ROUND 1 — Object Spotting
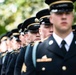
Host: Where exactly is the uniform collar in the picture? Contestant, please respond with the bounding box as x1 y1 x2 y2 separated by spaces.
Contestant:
64 32 74 47
53 32 74 47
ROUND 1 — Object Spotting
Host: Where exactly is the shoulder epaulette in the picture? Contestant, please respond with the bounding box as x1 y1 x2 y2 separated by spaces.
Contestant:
32 40 42 46
42 36 49 42
14 50 20 53
0 52 6 58
10 50 14 54
29 42 34 46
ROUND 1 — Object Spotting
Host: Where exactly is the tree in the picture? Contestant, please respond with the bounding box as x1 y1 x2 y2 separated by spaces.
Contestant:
0 0 76 35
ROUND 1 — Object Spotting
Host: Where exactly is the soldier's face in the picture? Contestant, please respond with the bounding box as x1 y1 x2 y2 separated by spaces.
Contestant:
27 32 40 42
39 24 53 39
0 41 8 52
19 34 26 45
6 39 12 50
50 12 74 34
11 39 21 50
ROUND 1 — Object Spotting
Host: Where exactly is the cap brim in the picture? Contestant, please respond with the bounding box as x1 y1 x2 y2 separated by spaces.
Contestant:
51 9 73 13
16 39 21 42
28 29 39 33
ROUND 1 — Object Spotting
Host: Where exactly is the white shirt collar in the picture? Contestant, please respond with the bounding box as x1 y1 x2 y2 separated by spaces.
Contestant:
53 32 62 47
64 32 74 47
53 32 74 47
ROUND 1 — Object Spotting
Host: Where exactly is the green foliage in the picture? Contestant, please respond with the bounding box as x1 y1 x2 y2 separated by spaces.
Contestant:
0 0 48 35
0 0 76 35
0 26 7 35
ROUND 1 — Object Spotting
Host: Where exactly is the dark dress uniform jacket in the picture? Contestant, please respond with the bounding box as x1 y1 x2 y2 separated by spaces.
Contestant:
25 34 76 75
1 52 10 75
0 53 3 75
14 46 26 75
6 51 19 75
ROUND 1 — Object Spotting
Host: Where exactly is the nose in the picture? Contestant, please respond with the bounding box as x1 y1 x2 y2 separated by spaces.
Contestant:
61 13 67 20
36 32 40 37
62 13 67 17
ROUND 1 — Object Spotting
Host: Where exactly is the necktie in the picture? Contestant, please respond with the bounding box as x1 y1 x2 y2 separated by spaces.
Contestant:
61 40 67 55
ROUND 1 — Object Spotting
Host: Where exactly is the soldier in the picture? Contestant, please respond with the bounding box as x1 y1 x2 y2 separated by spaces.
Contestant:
36 8 53 41
0 33 8 75
10 29 21 50
17 23 26 47
0 34 8 53
23 9 54 75
14 23 28 75
1 32 13 75
25 17 40 43
25 0 76 75
14 17 40 75
5 29 21 75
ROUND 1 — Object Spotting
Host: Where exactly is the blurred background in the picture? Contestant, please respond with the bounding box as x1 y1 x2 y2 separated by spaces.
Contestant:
0 0 76 35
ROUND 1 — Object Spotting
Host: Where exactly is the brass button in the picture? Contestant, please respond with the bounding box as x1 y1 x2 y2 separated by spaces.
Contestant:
62 66 67 71
42 67 45 71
